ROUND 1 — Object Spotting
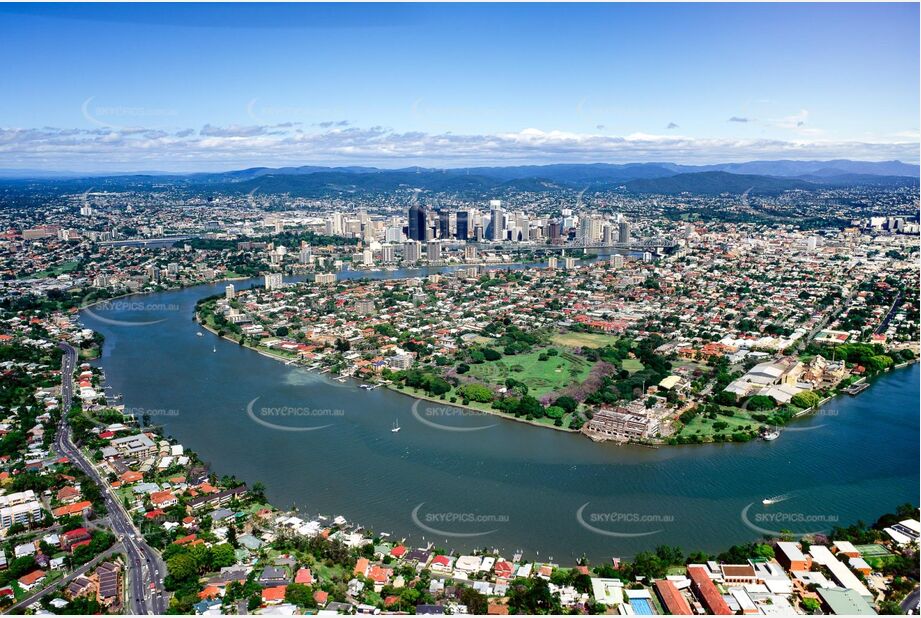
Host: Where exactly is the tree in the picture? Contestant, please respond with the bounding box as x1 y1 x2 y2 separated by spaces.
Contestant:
791 391 820 409
457 383 494 403
285 583 317 608
459 586 487 614
746 395 776 411
482 348 502 361
211 544 236 569
166 553 198 584
554 396 578 414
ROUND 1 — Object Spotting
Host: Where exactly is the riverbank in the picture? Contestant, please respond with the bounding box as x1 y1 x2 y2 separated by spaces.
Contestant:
197 311 582 434
196 298 920 447
383 382 580 434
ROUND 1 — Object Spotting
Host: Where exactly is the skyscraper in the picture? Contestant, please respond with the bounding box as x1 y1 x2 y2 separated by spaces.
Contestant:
408 204 428 241
456 210 469 240
618 220 631 243
549 221 562 244
488 200 504 241
438 210 451 239
403 240 421 263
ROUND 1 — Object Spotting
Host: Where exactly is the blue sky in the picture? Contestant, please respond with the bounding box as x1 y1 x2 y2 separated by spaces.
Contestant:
0 3 918 171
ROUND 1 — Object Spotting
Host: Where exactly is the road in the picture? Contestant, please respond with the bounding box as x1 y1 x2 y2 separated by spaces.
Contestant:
5 543 123 612
57 342 167 615
902 586 920 614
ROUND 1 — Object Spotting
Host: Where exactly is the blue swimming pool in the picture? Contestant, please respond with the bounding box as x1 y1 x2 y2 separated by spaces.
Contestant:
630 598 655 615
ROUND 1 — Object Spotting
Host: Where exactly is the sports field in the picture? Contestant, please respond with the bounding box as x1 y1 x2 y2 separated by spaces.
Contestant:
551 332 620 349
467 348 594 397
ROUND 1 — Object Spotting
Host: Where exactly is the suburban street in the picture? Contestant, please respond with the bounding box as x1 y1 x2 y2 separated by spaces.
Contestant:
902 586 920 614
5 544 123 613
57 342 167 615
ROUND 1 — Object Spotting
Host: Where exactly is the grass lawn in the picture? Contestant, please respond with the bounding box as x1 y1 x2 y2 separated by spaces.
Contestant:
396 384 577 430
679 406 764 439
551 332 619 349
26 260 80 279
467 348 594 397
621 358 645 374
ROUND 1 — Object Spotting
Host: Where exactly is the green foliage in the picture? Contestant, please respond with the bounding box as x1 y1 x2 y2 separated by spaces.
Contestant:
790 390 820 409
456 383 494 403
746 395 776 411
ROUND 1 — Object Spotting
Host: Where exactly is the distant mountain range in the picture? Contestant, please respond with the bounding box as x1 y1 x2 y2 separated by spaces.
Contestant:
1 159 917 197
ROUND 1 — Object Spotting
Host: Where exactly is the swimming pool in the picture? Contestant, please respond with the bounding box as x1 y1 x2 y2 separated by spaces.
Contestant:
630 598 655 615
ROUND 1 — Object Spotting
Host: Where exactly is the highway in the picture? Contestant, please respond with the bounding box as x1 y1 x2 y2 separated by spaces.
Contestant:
57 342 167 615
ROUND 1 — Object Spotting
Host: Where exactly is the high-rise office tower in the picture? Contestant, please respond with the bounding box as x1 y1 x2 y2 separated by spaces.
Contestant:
408 204 428 241
456 210 469 240
438 210 451 239
549 221 562 244
488 200 504 241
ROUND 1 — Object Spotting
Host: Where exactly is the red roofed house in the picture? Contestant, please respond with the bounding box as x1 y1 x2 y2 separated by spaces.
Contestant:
368 565 392 587
18 569 46 591
494 561 514 579
390 545 407 559
61 527 92 552
56 486 82 505
262 585 287 605
294 568 313 585
313 590 329 607
150 490 177 508
353 557 370 577
53 500 93 519
120 471 143 484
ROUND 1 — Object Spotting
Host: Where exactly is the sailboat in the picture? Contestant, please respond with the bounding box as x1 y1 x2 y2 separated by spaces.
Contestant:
391 420 401 433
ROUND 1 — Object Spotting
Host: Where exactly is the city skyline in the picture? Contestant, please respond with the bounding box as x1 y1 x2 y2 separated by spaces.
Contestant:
1 3 919 172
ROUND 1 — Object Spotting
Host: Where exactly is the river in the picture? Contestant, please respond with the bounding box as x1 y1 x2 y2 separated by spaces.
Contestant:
79 268 920 561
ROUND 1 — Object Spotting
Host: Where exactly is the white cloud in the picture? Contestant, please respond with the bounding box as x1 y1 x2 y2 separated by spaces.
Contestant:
0 124 916 171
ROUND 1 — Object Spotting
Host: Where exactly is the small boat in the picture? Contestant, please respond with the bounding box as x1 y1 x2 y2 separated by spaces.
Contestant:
762 494 788 505
391 420 401 433
196 332 203 337
212 346 217 353
762 428 781 441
